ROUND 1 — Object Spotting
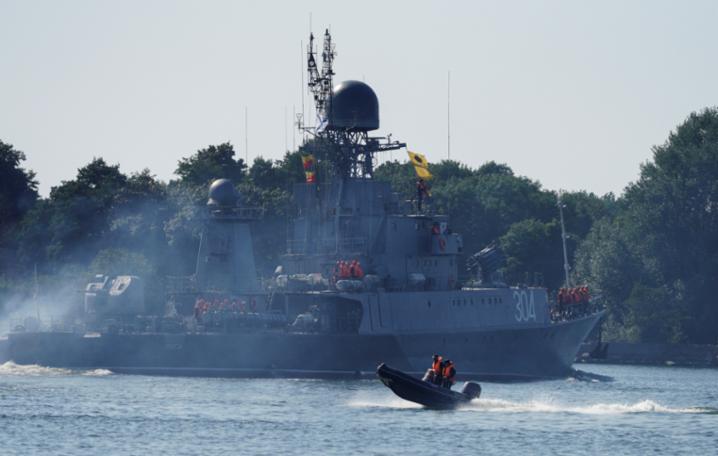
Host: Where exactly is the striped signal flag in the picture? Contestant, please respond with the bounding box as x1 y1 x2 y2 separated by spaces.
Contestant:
302 154 317 183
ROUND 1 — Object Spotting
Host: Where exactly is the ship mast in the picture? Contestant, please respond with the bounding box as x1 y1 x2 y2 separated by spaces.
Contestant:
305 29 334 135
557 191 571 288
300 29 404 179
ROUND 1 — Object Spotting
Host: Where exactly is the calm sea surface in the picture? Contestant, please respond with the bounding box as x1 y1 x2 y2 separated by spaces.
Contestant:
1 362 716 455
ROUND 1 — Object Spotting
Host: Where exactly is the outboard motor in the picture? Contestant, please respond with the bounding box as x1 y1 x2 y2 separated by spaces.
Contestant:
460 381 482 400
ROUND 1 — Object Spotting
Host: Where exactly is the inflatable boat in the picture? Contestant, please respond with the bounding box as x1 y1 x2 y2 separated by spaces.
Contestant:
376 363 481 409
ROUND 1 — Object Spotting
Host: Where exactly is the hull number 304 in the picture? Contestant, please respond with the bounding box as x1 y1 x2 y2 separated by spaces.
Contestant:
514 290 537 322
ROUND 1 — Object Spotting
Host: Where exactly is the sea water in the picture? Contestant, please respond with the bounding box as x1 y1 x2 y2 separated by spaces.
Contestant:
1 362 716 455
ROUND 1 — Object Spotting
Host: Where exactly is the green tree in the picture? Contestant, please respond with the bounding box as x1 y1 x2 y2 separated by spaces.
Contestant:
573 217 648 340
175 142 247 187
623 108 718 343
90 248 155 277
432 170 555 258
16 159 174 275
0 140 38 240
44 158 127 264
577 107 718 343
500 218 563 288
374 160 415 200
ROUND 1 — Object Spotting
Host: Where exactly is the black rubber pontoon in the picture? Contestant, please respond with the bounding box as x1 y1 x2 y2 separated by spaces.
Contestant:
376 363 481 409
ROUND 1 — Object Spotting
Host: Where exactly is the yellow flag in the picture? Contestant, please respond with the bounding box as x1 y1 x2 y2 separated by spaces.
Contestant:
407 150 433 179
414 166 432 179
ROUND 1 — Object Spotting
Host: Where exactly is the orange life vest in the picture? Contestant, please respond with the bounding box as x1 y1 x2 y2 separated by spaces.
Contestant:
443 362 455 381
353 261 364 279
339 261 350 279
432 357 443 373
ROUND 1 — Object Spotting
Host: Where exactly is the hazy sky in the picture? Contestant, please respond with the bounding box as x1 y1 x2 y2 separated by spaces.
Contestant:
2 0 717 196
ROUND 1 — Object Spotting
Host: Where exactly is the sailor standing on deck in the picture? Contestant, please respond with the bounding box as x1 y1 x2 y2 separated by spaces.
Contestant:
416 178 429 212
349 260 364 279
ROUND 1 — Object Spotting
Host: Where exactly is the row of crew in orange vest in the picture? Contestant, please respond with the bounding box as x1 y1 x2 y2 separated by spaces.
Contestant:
557 286 590 305
333 259 364 280
428 354 457 389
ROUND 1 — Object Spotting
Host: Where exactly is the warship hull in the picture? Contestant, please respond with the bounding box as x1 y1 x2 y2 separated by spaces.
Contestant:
3 312 601 381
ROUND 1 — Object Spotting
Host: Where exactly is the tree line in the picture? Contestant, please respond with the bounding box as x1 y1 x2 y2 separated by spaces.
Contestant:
1 108 717 344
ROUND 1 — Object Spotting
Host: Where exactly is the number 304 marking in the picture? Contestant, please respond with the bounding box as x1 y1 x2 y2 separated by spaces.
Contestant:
514 290 537 322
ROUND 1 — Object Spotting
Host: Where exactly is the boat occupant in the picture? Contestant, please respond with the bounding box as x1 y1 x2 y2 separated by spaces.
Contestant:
428 354 443 385
442 360 456 389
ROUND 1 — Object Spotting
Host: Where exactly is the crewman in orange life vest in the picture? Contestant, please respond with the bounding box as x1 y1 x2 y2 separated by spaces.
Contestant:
442 360 457 389
430 354 443 385
349 260 364 279
338 260 351 279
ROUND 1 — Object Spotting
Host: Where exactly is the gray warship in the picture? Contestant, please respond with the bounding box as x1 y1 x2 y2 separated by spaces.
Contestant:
2 30 603 380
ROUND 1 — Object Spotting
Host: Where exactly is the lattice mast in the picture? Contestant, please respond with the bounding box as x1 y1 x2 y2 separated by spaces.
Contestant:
306 29 335 131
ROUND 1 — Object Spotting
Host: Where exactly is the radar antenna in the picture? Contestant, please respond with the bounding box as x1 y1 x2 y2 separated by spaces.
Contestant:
300 29 405 179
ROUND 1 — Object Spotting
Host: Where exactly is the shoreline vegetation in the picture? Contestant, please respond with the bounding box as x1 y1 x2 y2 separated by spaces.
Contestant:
578 341 718 368
1 108 717 347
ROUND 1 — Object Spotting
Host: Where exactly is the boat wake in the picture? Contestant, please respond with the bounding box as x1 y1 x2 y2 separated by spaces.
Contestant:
81 368 114 377
459 398 712 414
0 361 113 377
349 393 714 415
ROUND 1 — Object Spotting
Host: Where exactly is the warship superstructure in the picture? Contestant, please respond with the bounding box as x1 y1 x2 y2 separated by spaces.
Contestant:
2 30 603 380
